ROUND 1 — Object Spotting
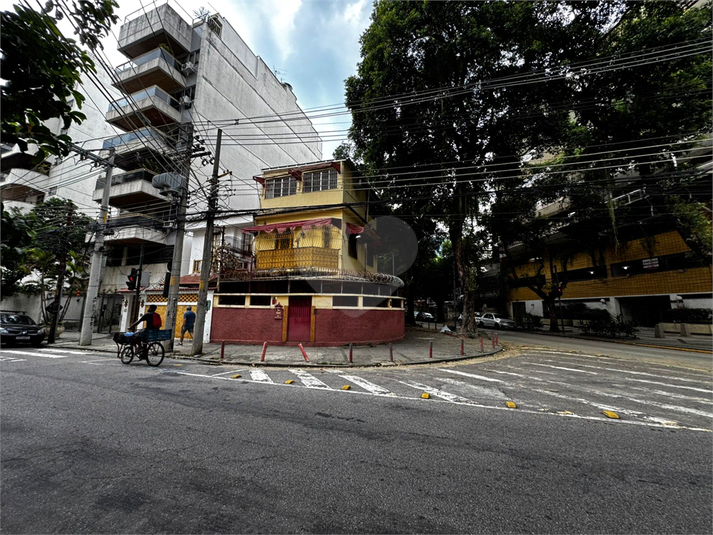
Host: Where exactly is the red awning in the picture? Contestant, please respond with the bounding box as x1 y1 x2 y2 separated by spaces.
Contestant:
346 223 364 234
243 218 342 234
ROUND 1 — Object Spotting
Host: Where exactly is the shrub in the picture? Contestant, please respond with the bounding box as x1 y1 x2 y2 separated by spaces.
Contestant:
516 313 543 331
580 313 638 339
662 308 712 324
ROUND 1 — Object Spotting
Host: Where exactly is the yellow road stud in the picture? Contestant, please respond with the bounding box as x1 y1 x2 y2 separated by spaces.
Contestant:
231 374 241 379
342 385 351 390
506 401 517 409
285 379 295 384
421 393 431 399
602 410 620 419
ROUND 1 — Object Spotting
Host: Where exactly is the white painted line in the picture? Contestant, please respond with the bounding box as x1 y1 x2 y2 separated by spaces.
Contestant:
289 369 331 389
625 377 711 393
38 348 86 355
1 350 68 358
442 369 504 383
399 380 472 404
528 363 598 374
250 369 273 383
546 360 708 383
0 356 26 362
340 375 393 395
212 369 248 377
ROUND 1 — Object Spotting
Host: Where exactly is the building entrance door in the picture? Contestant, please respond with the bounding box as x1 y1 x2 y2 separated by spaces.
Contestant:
288 297 311 341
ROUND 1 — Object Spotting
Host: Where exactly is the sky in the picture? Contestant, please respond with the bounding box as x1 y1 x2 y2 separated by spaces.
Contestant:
1 0 374 158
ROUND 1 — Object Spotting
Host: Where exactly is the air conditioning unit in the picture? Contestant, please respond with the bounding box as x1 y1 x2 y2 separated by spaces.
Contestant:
178 95 192 108
181 61 196 74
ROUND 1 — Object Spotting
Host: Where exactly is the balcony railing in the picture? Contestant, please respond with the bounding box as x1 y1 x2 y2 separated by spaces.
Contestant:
95 169 156 191
255 247 339 270
103 127 169 150
108 85 178 113
115 48 181 76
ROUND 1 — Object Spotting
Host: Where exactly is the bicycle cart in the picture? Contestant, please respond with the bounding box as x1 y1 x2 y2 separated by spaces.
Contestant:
113 329 172 367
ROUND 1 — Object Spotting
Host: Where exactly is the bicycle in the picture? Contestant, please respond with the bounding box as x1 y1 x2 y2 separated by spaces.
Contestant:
113 329 171 367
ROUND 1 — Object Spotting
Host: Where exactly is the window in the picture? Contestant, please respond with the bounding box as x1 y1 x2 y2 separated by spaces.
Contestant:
348 234 358 258
193 260 201 273
275 231 292 250
333 296 358 307
266 176 297 199
303 168 337 192
250 295 271 306
218 295 245 306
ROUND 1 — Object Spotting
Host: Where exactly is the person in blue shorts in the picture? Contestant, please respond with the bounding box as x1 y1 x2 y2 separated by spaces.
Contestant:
179 306 196 345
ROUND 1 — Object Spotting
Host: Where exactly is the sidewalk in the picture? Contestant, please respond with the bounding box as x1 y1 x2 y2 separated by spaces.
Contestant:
52 326 504 367
51 323 711 367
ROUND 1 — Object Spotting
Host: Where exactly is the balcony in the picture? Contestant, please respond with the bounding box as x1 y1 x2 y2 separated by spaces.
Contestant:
255 247 339 270
106 85 182 132
102 127 174 170
114 48 186 94
93 169 170 210
103 213 170 245
117 3 192 60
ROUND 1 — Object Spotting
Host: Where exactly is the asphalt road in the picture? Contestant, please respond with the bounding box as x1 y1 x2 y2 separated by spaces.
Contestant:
1 345 711 533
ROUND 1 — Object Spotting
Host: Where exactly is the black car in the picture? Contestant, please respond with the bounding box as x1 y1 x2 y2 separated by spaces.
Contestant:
0 313 45 347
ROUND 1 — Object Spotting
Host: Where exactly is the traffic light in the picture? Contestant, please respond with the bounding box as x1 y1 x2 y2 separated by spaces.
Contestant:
126 268 138 290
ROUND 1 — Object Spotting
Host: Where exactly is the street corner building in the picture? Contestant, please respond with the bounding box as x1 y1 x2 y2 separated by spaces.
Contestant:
211 160 406 346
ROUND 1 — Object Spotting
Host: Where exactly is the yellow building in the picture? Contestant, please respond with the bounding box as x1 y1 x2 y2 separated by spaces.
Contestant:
212 160 405 345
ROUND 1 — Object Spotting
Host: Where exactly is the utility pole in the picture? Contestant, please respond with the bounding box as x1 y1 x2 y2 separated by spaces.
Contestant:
134 244 145 324
163 124 193 352
192 129 221 355
80 148 115 345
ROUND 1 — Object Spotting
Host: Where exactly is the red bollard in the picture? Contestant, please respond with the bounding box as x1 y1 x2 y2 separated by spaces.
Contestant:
429 341 433 359
460 339 464 356
480 337 484 352
298 343 310 362
389 343 393 362
220 340 226 362
260 341 268 362
349 343 353 364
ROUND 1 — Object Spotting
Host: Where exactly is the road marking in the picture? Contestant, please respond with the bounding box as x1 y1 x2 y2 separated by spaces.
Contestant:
442 369 504 382
0 350 68 358
212 369 247 377
250 369 273 383
528 363 598 374
38 348 86 355
399 380 472 404
545 360 707 383
624 377 711 393
289 369 331 389
0 356 26 362
437 377 508 398
339 375 393 395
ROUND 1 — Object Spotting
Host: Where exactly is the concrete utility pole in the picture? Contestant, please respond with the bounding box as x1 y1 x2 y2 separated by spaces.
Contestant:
80 149 115 345
163 124 193 352
192 129 221 355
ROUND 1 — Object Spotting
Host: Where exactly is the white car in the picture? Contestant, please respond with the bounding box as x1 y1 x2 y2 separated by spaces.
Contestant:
479 313 516 330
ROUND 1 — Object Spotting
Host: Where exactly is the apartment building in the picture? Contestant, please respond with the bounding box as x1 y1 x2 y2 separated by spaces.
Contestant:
210 160 405 345
93 2 322 333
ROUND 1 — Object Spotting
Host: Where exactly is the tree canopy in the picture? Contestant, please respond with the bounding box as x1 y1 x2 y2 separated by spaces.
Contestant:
346 0 711 331
1 0 117 162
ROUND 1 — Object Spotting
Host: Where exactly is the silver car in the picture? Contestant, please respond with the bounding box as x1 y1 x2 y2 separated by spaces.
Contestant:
479 313 516 330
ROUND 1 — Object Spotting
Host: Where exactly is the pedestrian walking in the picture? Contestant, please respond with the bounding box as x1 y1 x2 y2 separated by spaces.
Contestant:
179 306 196 345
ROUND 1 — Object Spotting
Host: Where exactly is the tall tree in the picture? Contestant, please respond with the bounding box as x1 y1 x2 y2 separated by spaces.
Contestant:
1 0 118 162
345 1 622 332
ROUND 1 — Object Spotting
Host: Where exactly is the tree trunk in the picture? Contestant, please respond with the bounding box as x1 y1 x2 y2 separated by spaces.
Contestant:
545 297 560 332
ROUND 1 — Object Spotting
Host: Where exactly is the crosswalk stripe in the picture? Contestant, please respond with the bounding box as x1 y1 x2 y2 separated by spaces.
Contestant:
442 369 504 383
289 369 331 389
251 370 273 383
340 375 393 395
528 363 598 374
399 380 472 404
0 350 68 358
38 348 86 355
625 377 711 393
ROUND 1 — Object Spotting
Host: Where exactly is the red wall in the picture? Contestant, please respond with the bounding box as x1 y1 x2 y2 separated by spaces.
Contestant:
210 307 404 346
211 308 282 344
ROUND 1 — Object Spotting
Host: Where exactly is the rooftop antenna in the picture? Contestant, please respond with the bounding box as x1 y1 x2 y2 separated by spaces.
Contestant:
273 67 287 83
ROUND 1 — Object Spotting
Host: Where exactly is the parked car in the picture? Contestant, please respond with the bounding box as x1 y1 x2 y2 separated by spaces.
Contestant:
478 313 516 330
0 313 45 346
416 312 435 322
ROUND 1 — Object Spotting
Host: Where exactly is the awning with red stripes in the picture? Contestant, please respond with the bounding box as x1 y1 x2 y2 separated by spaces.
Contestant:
242 218 342 234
